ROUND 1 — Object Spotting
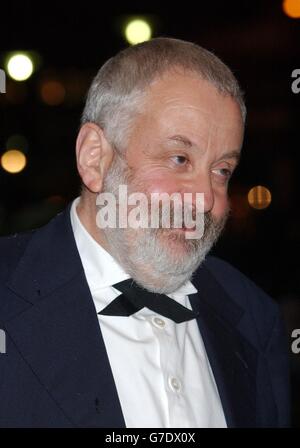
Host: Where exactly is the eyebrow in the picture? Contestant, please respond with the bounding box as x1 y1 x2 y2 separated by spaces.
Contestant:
167 135 193 148
216 150 241 164
167 135 241 163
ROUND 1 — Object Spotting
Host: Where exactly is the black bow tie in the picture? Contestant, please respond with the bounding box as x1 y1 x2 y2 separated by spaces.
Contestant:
98 279 199 324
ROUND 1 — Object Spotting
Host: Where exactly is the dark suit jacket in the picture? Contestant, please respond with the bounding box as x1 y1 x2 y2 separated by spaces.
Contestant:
0 204 290 427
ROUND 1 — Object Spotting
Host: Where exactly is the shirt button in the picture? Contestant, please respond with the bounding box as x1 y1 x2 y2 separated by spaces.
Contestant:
152 317 166 329
168 376 181 392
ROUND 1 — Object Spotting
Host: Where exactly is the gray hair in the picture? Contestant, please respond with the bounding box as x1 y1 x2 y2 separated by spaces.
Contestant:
81 37 246 152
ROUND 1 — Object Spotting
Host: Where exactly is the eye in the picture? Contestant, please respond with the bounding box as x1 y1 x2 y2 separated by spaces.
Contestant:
171 155 188 166
212 167 233 181
219 168 232 178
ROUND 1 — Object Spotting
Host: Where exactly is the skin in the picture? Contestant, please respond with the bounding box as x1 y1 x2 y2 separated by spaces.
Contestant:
76 70 244 257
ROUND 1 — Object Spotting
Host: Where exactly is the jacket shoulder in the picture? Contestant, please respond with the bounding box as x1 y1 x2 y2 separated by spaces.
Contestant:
0 230 36 282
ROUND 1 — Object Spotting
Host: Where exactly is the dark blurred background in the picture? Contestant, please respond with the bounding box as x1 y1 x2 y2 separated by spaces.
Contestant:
0 0 299 427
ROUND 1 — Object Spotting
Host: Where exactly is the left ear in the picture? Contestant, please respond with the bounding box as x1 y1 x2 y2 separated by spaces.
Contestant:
76 123 114 193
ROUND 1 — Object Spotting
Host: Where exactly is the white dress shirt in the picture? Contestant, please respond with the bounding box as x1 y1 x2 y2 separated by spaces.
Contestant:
70 197 227 428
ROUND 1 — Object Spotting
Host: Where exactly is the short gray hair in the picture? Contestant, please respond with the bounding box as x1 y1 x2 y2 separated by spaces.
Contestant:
81 37 246 152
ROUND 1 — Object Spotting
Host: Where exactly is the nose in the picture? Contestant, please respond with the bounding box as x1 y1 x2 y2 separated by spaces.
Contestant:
183 173 215 214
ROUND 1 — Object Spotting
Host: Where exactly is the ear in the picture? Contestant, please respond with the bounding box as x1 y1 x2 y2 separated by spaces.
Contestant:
76 123 114 193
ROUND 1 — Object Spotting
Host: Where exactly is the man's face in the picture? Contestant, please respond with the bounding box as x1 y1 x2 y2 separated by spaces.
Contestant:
125 70 243 224
101 70 244 292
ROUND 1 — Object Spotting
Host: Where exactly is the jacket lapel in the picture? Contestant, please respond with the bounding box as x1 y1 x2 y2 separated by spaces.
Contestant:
189 264 258 428
4 206 126 428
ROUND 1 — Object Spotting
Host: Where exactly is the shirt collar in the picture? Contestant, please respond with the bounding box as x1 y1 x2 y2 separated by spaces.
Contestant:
70 197 130 292
70 197 198 298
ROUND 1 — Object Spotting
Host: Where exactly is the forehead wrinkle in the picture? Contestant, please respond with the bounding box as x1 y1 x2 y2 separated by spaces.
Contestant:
161 100 215 118
205 117 242 156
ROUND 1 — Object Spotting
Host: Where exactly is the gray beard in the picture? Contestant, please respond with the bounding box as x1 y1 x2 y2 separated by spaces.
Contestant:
99 154 229 294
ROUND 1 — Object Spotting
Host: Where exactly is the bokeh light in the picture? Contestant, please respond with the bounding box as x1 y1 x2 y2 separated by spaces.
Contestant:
1 149 27 173
248 186 272 210
40 80 66 106
124 18 152 45
6 53 34 81
282 0 300 18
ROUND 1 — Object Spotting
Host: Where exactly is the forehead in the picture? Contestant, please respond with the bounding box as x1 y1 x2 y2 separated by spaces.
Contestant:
136 70 244 147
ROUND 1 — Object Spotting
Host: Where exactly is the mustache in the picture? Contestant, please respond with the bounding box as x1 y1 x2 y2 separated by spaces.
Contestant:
155 201 226 230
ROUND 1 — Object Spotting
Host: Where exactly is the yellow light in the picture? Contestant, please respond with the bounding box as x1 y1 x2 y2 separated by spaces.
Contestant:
1 149 27 173
247 186 272 210
282 0 300 18
124 19 152 45
6 53 34 81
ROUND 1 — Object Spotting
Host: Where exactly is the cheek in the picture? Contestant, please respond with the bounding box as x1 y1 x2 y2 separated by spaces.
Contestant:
134 170 181 195
212 193 229 218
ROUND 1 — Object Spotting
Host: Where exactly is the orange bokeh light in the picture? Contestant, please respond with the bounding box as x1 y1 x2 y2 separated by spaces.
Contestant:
283 0 300 18
1 149 27 173
248 186 272 210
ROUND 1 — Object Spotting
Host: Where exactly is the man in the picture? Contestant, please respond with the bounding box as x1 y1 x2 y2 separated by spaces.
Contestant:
0 38 290 427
